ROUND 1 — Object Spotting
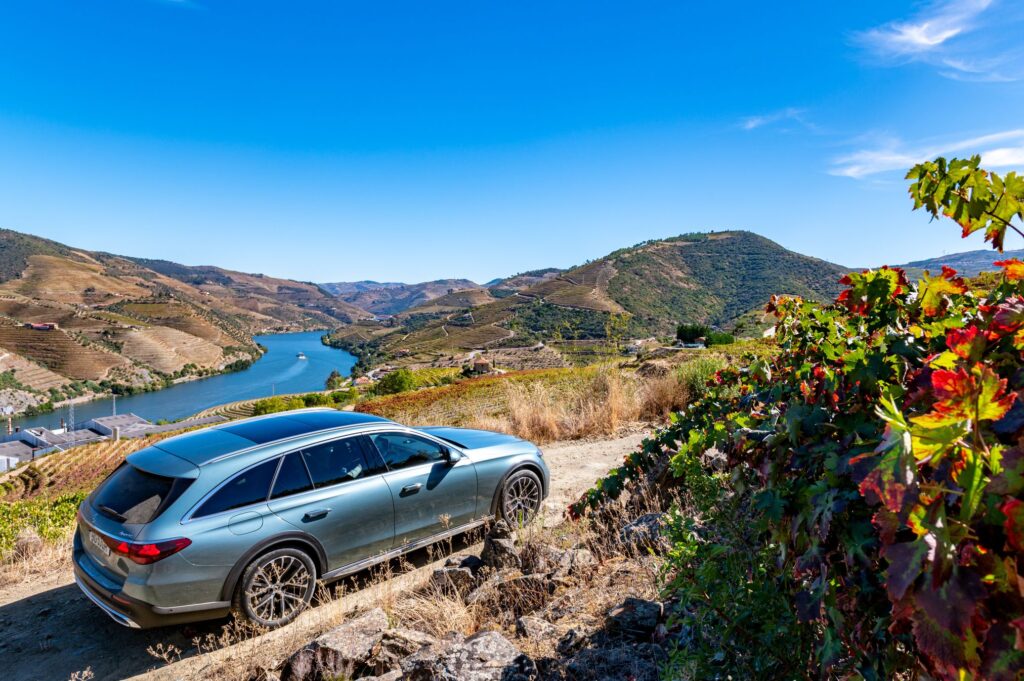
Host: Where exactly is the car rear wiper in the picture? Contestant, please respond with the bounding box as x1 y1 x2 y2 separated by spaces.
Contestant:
97 504 127 523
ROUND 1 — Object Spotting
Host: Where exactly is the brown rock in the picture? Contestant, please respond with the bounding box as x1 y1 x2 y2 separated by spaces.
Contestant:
515 615 556 640
429 566 476 597
279 608 389 681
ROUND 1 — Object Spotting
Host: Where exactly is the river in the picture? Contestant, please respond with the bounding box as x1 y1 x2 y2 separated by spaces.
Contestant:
12 331 356 430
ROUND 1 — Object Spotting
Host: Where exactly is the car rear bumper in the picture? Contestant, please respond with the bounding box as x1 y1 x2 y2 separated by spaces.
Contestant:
73 542 231 629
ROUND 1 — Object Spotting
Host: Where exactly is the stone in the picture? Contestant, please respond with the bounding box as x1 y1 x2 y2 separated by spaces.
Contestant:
458 554 484 573
515 615 556 640
619 513 669 553
481 536 521 569
429 566 476 596
606 597 663 640
366 627 437 676
279 608 389 681
13 527 43 558
488 519 515 540
403 630 537 681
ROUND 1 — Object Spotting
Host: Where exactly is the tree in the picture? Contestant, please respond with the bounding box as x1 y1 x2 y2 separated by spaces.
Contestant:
325 369 345 390
604 312 631 350
676 323 709 343
377 368 415 395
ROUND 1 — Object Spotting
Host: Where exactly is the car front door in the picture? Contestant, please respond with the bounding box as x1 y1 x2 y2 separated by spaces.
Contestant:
366 430 478 547
268 436 394 571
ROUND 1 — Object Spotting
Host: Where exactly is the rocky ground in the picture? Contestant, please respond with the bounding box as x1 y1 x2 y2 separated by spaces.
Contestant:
0 432 652 681
258 515 670 681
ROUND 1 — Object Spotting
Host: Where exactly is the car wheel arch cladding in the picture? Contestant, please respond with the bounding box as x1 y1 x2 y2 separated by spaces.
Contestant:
220 532 327 602
490 463 546 517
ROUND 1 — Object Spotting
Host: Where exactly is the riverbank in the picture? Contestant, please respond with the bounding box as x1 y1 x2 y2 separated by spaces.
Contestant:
7 331 356 431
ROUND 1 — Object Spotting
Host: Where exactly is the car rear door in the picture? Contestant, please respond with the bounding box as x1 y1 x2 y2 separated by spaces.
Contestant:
365 430 478 546
268 435 394 571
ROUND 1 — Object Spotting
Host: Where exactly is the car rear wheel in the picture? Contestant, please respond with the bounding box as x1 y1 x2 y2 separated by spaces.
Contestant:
233 547 316 628
499 469 542 526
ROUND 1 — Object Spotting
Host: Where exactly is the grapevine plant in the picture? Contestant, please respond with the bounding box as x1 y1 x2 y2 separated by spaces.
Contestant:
571 156 1024 680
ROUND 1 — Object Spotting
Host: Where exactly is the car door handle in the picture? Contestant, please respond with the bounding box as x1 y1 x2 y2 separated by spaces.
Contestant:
302 508 331 521
400 483 422 496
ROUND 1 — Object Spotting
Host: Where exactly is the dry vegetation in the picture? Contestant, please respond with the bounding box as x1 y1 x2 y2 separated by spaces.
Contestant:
359 359 723 444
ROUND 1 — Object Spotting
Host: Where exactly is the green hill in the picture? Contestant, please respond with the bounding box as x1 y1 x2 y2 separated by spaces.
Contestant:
326 231 850 365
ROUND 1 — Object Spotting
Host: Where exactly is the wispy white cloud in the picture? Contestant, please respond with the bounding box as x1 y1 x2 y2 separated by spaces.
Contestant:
740 107 817 132
856 0 990 56
830 129 1024 178
852 0 1021 81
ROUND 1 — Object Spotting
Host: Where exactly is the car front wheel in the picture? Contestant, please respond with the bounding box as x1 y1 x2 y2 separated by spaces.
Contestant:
233 547 316 628
499 469 542 526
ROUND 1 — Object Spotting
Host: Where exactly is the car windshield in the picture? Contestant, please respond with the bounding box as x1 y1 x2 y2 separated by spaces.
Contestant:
90 463 193 525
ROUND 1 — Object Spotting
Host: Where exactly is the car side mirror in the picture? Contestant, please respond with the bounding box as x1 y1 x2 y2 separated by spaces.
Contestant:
444 448 462 464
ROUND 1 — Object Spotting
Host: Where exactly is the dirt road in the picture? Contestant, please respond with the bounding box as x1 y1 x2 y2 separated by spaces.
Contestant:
0 431 647 681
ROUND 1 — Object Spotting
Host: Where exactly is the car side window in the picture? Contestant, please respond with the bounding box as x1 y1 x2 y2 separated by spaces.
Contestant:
271 451 314 499
302 437 368 488
194 458 278 518
368 432 447 471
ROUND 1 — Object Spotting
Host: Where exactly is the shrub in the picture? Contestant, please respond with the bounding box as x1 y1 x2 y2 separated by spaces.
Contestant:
376 368 415 395
704 330 734 346
573 156 1024 680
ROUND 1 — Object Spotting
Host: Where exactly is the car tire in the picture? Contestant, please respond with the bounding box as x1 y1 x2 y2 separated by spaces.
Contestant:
232 547 317 629
498 469 543 526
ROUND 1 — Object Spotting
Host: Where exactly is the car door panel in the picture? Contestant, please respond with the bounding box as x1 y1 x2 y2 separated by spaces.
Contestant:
269 478 394 569
367 431 478 546
269 439 394 571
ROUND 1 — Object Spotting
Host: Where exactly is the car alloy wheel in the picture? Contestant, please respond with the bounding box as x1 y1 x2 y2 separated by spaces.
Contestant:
501 470 542 526
236 548 316 628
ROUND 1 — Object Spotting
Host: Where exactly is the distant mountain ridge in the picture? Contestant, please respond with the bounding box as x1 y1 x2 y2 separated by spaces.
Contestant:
896 249 1024 279
323 279 483 315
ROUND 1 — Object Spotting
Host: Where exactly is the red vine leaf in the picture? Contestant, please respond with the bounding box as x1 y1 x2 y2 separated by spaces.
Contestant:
994 258 1024 281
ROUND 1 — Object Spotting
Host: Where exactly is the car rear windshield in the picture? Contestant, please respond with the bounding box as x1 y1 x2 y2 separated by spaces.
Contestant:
90 463 193 525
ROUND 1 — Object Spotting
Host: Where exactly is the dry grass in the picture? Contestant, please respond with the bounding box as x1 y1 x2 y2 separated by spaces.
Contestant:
466 360 721 444
0 526 73 590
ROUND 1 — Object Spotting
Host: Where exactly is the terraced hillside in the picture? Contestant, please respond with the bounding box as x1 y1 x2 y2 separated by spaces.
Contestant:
125 257 369 328
0 228 376 412
0 349 68 392
0 325 128 381
325 231 849 368
400 288 498 315
0 433 171 502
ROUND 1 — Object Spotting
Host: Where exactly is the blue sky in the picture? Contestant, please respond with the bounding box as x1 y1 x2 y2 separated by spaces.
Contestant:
1 1 1023 283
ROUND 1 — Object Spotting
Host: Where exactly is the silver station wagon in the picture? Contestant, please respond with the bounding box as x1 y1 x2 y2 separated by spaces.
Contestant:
73 409 549 629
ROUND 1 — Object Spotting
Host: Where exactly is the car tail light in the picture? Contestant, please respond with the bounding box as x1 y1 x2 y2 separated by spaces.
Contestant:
100 535 192 565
